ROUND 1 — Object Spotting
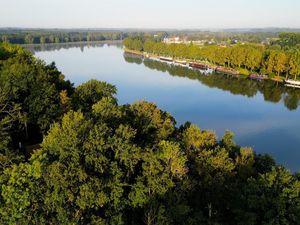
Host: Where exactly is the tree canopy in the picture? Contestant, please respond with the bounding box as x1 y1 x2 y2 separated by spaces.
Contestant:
0 43 299 225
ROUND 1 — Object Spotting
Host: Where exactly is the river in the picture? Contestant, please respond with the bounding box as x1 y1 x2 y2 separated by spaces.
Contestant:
27 42 300 172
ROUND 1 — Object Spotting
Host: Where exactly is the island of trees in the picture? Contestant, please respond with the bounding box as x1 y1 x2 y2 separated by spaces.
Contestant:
123 32 300 80
0 43 299 225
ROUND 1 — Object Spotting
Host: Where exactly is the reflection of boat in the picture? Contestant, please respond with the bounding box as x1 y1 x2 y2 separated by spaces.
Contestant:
285 79 300 88
215 66 239 75
159 56 173 65
149 57 160 61
249 74 264 80
173 60 189 67
204 68 214 75
285 79 300 86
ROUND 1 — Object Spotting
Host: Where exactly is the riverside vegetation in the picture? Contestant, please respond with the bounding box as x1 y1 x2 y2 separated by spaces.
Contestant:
0 43 299 225
123 52 300 111
123 33 300 80
0 29 124 44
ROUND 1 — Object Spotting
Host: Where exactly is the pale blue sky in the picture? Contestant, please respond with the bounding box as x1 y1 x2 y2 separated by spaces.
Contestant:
1 0 299 29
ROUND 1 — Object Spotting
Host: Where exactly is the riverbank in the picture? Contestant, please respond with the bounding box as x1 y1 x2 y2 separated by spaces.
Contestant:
124 48 285 83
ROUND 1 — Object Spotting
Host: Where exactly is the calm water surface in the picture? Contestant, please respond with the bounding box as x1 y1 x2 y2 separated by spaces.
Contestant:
28 42 300 171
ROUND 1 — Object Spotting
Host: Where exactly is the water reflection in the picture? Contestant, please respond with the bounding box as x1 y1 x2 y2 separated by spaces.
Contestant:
26 41 123 53
124 52 300 111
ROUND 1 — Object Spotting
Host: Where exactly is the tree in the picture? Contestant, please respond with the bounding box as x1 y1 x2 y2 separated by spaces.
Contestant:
127 101 176 145
40 36 46 44
0 43 74 149
24 34 34 44
266 50 288 76
236 166 300 224
288 50 300 80
0 88 24 171
72 79 117 112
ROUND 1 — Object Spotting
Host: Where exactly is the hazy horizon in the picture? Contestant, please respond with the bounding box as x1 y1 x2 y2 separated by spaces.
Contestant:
1 27 300 31
1 0 300 29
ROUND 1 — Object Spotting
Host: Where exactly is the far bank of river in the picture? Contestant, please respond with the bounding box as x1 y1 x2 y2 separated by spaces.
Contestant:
124 48 286 83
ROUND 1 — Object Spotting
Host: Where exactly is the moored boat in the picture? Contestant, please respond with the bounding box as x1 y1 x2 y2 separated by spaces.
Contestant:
189 62 209 70
249 74 264 80
285 79 300 86
160 56 173 62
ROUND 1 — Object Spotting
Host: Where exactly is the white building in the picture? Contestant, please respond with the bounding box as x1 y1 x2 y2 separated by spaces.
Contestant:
163 36 185 44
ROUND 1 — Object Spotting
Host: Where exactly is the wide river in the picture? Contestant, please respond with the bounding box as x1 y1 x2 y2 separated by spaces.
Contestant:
28 42 300 172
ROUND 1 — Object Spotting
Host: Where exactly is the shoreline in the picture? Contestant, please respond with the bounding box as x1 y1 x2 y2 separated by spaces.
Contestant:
21 40 123 47
124 48 285 83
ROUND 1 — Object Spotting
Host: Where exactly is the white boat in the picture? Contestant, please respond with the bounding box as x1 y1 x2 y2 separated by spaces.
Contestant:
159 56 173 62
285 79 300 86
285 84 300 89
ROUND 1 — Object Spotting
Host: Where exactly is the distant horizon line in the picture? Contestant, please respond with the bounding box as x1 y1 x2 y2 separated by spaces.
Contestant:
1 26 300 31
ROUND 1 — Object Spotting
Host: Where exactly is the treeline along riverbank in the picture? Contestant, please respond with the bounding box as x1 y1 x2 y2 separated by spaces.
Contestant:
123 52 300 111
0 29 125 44
123 35 300 82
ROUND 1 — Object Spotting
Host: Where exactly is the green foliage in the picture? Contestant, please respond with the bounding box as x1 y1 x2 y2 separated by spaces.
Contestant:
235 166 300 224
127 101 176 144
288 50 300 79
278 32 300 47
123 37 144 51
0 88 24 170
124 35 300 79
0 43 73 166
0 30 125 44
0 43 299 225
73 79 117 112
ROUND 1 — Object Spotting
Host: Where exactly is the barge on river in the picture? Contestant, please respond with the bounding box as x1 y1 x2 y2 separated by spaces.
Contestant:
189 62 209 70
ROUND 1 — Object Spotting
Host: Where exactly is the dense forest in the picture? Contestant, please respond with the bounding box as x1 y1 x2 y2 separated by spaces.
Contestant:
123 33 300 79
0 43 299 225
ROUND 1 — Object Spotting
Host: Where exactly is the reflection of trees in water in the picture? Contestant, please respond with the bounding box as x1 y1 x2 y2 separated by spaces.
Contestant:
24 41 123 53
124 54 300 111
123 52 143 64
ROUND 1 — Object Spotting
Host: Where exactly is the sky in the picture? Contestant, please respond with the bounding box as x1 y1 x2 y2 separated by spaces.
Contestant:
1 0 300 29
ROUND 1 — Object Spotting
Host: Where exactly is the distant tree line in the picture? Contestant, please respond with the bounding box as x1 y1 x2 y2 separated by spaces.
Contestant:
170 31 278 44
124 36 300 79
0 43 299 225
0 29 169 45
276 32 300 47
0 31 125 44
